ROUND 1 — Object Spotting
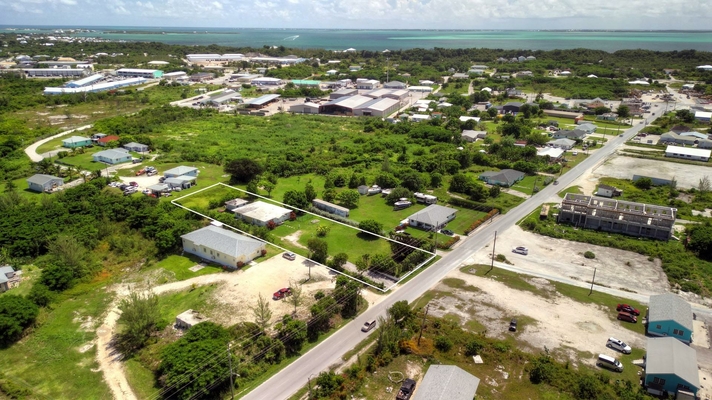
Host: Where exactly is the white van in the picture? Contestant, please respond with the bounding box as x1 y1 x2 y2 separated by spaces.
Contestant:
597 354 623 372
607 337 632 354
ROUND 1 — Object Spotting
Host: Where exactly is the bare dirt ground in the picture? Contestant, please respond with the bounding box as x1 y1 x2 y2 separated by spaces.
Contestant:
96 253 383 399
429 267 647 366
592 154 712 189
466 225 669 298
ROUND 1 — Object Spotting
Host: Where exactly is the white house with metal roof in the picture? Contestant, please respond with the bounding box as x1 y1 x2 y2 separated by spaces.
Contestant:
27 174 63 193
181 224 266 269
547 138 576 150
644 337 699 397
233 201 292 227
664 145 711 162
164 166 199 178
647 293 693 344
62 136 92 148
407 204 457 231
92 148 132 165
412 365 480 400
353 97 400 117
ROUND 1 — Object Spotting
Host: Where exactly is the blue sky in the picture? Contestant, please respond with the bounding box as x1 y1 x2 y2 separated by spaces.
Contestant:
0 0 710 30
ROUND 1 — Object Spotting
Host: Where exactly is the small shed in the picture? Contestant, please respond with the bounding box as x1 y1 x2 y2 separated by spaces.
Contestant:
312 198 350 217
225 198 249 211
124 142 149 153
357 185 369 195
175 309 209 330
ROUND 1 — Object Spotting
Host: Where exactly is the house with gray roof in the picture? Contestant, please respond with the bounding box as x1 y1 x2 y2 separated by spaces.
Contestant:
407 204 457 231
27 174 63 193
461 130 487 142
647 293 693 344
412 365 480 400
181 224 266 269
0 265 15 292
576 122 597 133
62 136 92 148
479 169 525 187
547 138 576 150
123 142 149 153
644 337 699 397
233 201 292 227
660 131 697 146
164 166 199 178
164 175 197 189
552 129 587 140
93 148 132 165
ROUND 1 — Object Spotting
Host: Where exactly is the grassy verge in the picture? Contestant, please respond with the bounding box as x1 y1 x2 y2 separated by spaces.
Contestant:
558 185 583 198
142 254 224 283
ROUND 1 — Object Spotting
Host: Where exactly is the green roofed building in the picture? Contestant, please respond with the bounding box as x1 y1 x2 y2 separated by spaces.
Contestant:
291 80 321 87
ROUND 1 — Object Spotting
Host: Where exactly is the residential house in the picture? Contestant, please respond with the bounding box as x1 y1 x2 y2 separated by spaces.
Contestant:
597 113 618 121
695 111 711 122
665 145 711 162
407 204 458 231
233 201 292 227
502 102 523 114
479 169 525 187
96 135 120 146
419 80 435 85
647 293 693 344
547 138 576 150
576 123 597 133
325 69 338 76
461 130 487 142
660 132 696 146
383 80 406 89
552 129 587 140
27 174 63 193
0 266 16 292
595 184 621 198
175 309 209 330
644 337 699 397
181 224 266 269
312 199 350 217
557 194 676 241
62 136 92 148
92 148 132 165
91 133 107 142
224 198 249 211
164 166 199 178
412 365 480 400
164 176 197 189
537 147 565 160
123 142 149 153
451 72 469 79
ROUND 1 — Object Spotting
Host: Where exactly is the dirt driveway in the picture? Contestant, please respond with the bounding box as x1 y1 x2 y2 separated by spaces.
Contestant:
429 267 646 365
466 226 670 298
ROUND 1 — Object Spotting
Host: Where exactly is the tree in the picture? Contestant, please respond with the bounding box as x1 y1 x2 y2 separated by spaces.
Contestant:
399 171 424 192
287 279 304 315
699 176 711 193
688 225 712 260
469 183 489 202
40 263 75 291
304 182 317 202
116 292 161 354
634 177 653 190
28 283 53 307
487 107 498 118
0 295 39 347
355 253 371 273
322 188 337 202
359 219 383 236
336 190 360 209
489 185 501 198
252 293 272 331
261 181 275 197
316 225 330 237
283 190 308 210
449 173 474 194
385 187 413 205
333 276 361 319
594 106 611 115
331 253 348 270
279 315 307 355
246 180 259 195
387 300 414 328
307 238 328 264
375 172 399 188
616 104 630 119
224 158 263 183
430 172 443 188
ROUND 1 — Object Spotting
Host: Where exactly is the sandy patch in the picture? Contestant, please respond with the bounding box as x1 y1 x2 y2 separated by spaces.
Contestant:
593 154 712 190
79 342 95 353
282 230 308 250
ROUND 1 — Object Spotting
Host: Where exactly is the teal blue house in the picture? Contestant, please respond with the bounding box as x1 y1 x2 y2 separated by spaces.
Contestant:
647 293 693 344
62 136 92 148
645 337 699 397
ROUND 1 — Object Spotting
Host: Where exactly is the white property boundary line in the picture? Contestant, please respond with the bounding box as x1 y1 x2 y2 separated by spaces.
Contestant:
170 182 437 292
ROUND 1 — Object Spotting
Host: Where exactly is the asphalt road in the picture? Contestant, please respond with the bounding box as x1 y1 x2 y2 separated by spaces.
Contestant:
242 115 655 400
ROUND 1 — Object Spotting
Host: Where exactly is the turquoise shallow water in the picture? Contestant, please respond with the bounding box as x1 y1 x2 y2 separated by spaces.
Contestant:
4 26 712 52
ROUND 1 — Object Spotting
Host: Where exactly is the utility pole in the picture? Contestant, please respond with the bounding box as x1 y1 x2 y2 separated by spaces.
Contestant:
227 343 235 399
418 303 430 345
589 268 597 296
489 231 497 273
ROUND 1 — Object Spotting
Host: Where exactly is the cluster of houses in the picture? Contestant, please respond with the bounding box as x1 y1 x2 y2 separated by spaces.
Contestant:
59 134 150 166
290 87 410 117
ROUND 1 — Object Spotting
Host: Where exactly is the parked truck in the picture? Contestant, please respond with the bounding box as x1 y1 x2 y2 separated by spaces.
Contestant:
396 379 416 400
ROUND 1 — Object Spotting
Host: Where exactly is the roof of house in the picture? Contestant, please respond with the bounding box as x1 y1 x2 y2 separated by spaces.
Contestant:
323 95 374 109
665 145 712 158
555 129 587 139
97 135 119 143
680 132 709 140
462 130 487 139
63 135 90 143
598 184 617 191
233 201 291 222
124 142 147 149
648 293 693 331
577 123 597 131
537 147 565 158
408 204 458 226
313 199 349 213
504 102 523 108
0 265 15 276
479 169 525 185
181 225 264 258
147 183 170 191
412 365 480 400
94 148 130 159
165 176 197 184
646 337 700 389
547 138 576 147
694 111 712 119
164 166 198 176
27 174 62 185
384 80 406 87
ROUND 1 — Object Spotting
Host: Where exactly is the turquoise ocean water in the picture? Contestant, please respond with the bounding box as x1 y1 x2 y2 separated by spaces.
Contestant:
4 26 712 52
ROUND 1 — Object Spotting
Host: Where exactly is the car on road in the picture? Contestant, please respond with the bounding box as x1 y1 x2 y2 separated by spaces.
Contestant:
512 246 529 255
440 229 454 236
282 252 296 261
553 180 559 185
361 320 377 332
607 337 632 354
273 288 292 300
619 134 624 137
616 304 640 315
617 311 637 323
509 318 518 332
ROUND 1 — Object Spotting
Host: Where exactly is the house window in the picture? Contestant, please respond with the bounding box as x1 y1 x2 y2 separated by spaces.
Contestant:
655 324 662 330
674 329 684 336
653 377 666 385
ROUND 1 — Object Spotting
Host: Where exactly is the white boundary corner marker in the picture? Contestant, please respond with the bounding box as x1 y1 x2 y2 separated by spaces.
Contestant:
171 182 437 292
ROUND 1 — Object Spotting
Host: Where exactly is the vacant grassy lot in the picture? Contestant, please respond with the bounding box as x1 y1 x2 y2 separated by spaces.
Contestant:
558 185 583 197
142 254 224 283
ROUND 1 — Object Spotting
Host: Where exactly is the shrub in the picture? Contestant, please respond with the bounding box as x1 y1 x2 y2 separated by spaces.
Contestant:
434 336 453 352
436 235 460 250
464 337 485 356
584 251 595 259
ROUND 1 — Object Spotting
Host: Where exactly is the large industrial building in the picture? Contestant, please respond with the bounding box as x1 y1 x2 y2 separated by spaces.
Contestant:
25 68 89 78
66 73 104 88
116 68 163 79
557 193 676 240
44 77 148 95
186 54 245 63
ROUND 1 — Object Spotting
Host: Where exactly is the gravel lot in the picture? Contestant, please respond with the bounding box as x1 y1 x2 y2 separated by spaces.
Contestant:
593 154 712 189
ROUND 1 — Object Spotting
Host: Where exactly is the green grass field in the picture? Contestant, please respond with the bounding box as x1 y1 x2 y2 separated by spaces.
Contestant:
143 254 224 282
510 175 544 196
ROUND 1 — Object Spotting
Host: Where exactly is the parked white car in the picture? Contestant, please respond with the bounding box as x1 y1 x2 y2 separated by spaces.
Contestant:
606 337 632 354
512 246 529 255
